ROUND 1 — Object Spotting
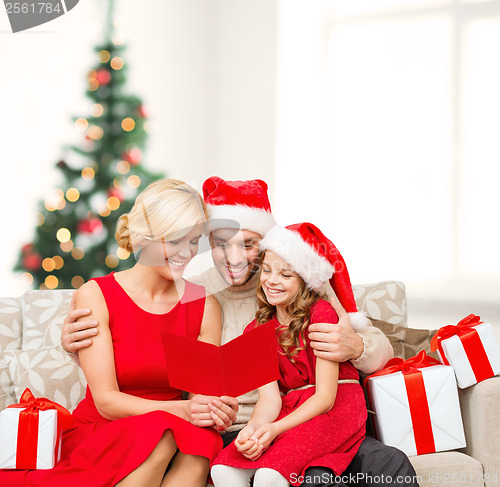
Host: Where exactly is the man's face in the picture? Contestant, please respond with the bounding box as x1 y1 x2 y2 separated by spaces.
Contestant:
210 228 262 287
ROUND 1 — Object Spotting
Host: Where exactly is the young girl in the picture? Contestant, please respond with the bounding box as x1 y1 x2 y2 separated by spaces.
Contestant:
211 222 368 487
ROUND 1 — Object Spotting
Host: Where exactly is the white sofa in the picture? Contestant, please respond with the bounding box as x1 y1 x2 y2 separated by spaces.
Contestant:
0 281 499 486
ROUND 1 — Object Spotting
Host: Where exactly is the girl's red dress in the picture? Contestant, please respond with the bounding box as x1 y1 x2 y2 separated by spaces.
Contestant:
212 299 367 486
0 272 222 486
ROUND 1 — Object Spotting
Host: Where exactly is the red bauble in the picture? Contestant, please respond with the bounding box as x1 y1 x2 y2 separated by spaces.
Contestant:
77 217 104 234
21 243 34 254
121 147 142 166
23 253 42 271
136 105 147 118
107 187 125 202
96 69 112 86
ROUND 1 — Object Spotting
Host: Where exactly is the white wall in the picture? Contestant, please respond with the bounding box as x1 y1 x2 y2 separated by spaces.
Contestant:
0 0 279 296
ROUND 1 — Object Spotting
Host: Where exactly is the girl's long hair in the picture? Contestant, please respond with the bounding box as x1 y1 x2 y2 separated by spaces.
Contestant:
255 252 320 362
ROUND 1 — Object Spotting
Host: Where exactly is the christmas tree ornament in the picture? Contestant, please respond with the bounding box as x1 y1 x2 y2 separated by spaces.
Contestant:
77 217 104 235
23 254 42 272
96 69 112 86
107 187 124 202
122 147 142 166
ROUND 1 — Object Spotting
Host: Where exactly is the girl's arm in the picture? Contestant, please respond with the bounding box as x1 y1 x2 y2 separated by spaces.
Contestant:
235 380 282 459
248 380 282 430
273 357 338 435
251 357 339 448
77 280 194 421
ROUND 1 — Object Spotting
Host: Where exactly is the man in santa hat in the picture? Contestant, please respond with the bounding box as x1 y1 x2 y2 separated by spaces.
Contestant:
61 176 417 487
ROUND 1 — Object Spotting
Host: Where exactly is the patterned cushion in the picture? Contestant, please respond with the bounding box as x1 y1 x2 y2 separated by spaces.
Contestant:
21 290 73 350
0 297 22 410
370 318 439 361
353 281 407 326
369 318 406 359
404 327 439 361
4 347 87 412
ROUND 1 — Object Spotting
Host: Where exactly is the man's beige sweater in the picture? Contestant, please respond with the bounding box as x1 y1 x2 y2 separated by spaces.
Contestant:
191 267 393 433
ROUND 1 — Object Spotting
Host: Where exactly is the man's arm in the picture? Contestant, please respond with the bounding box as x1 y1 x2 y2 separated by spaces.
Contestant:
61 291 99 359
308 297 393 375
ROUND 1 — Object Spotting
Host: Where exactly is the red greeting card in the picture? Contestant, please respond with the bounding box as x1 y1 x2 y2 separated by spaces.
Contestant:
161 324 280 397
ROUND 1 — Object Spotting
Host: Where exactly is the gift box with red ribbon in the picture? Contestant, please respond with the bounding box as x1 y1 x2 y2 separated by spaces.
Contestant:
364 351 466 457
431 314 500 389
0 388 72 469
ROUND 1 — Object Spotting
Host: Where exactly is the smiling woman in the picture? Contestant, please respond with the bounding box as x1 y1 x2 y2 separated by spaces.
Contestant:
0 178 231 487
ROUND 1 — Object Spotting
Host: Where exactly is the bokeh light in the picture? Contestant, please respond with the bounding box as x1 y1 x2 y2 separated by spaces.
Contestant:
42 258 56 272
81 167 95 180
72 276 85 288
121 118 135 132
110 57 124 70
98 50 111 63
45 275 59 289
66 188 80 202
127 175 141 188
116 160 130 174
71 247 85 260
56 228 71 243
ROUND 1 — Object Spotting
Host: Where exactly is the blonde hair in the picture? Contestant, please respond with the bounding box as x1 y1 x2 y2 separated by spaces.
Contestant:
255 252 320 362
115 179 207 253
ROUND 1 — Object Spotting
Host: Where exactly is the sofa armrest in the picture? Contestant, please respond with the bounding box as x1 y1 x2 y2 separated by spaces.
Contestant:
459 376 500 481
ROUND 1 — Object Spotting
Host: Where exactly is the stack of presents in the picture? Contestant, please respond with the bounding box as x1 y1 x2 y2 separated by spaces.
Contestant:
365 315 500 457
1 314 500 470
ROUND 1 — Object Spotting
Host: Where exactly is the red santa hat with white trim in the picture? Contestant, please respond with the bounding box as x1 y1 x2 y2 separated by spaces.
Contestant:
259 222 369 331
202 176 275 236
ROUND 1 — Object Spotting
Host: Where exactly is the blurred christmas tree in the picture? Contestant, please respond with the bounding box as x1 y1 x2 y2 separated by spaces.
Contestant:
14 0 163 290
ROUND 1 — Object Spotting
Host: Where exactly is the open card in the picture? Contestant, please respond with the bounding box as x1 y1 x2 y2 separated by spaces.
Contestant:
162 323 280 398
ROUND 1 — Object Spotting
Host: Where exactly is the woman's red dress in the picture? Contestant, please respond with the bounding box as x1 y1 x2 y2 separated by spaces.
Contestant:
0 272 222 486
212 299 367 486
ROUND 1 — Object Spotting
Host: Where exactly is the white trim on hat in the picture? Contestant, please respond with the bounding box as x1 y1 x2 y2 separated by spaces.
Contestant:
259 225 334 291
348 311 370 331
207 204 275 236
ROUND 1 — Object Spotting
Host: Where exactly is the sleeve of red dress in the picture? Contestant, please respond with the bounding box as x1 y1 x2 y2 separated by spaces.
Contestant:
309 299 339 326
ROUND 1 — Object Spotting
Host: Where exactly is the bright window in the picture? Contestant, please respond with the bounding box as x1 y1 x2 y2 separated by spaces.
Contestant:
275 0 500 300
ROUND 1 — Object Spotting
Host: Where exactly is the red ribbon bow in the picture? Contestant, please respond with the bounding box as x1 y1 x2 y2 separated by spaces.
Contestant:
7 388 72 469
364 350 441 455
431 314 493 383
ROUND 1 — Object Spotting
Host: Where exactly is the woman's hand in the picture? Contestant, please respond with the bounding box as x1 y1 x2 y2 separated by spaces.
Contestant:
209 396 239 432
187 395 239 430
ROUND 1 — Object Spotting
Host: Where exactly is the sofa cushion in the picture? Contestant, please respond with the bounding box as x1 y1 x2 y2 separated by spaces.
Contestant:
404 326 439 361
21 290 73 350
353 281 407 326
370 318 439 361
369 318 406 359
410 451 484 487
0 297 22 410
4 346 87 412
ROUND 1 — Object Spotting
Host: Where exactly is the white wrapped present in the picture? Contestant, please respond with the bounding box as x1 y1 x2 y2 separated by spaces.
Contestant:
432 315 500 389
366 351 466 457
0 389 70 470
0 407 61 469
